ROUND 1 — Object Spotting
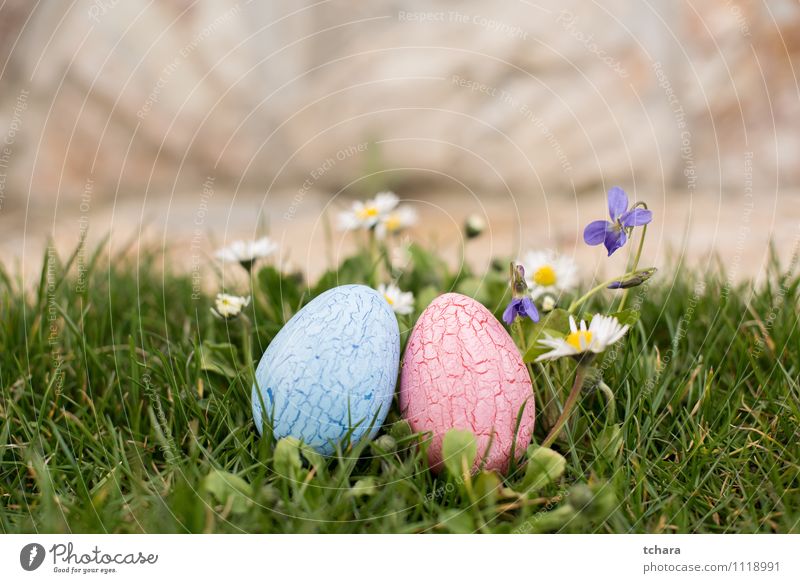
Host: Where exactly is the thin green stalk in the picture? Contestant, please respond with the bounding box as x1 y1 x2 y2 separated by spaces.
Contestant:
597 380 616 425
368 230 379 287
541 364 588 449
250 265 279 323
241 315 255 383
512 319 527 353
618 223 647 312
512 319 538 387
568 270 641 313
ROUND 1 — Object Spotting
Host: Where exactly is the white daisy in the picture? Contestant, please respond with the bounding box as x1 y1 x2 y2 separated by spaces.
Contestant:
377 283 414 315
521 249 579 300
212 293 251 320
535 314 629 362
338 191 399 231
376 205 417 239
215 237 278 270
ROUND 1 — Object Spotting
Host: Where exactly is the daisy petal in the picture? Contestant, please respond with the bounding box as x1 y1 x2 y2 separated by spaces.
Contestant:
607 187 628 220
584 220 611 245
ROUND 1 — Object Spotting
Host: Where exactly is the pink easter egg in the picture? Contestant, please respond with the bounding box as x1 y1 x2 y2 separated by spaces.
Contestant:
399 293 535 474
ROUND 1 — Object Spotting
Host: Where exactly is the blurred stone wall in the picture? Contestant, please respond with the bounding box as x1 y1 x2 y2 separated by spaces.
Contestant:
0 0 797 210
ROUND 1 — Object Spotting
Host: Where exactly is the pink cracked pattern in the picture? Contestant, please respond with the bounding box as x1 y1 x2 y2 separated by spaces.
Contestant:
400 293 535 474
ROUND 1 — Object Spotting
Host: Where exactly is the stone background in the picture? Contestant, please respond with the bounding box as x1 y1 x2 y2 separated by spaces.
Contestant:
0 0 798 281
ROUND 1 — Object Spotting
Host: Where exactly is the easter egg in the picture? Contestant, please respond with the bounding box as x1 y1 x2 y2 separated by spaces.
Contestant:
251 284 400 455
399 293 535 473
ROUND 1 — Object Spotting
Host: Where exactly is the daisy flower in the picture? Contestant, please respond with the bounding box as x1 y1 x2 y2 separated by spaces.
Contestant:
212 293 250 320
535 314 629 362
338 191 399 231
522 249 579 301
377 283 414 315
376 205 417 239
215 237 278 271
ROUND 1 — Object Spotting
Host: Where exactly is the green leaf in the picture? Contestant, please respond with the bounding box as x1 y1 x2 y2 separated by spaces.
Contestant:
311 269 339 296
568 481 616 520
608 308 640 327
312 253 372 295
406 243 448 288
414 286 440 315
596 423 623 462
454 272 507 307
473 470 502 508
202 470 252 514
455 277 490 305
523 308 572 362
198 341 238 379
522 504 579 533
389 419 413 441
520 445 566 493
257 265 302 316
298 442 325 472
441 429 477 479
439 509 475 533
273 437 303 479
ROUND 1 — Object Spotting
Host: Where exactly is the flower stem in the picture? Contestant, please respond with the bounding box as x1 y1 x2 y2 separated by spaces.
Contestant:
618 223 647 312
367 230 379 287
251 266 279 323
541 364 587 448
512 319 538 387
240 315 255 386
597 380 616 425
512 319 527 352
568 269 641 313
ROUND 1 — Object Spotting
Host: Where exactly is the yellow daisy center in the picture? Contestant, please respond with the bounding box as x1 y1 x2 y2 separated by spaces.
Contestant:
534 265 557 287
383 294 394 305
566 330 592 352
384 215 401 231
358 206 379 219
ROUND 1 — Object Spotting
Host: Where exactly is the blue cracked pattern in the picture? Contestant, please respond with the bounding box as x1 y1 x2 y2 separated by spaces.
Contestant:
251 284 400 455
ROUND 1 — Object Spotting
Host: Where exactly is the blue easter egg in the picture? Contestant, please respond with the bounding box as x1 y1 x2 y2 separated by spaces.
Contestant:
251 284 400 454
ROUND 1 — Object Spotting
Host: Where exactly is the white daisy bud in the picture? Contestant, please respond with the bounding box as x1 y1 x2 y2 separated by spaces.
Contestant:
464 214 486 239
541 294 557 313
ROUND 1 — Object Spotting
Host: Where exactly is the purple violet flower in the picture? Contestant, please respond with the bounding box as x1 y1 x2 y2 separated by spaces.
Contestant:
503 296 539 325
502 263 540 325
584 187 652 256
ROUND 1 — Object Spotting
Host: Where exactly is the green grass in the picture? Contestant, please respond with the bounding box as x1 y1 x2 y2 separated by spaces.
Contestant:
1 241 798 534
